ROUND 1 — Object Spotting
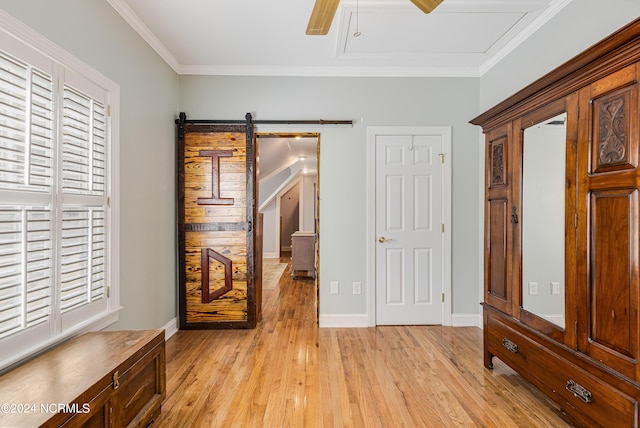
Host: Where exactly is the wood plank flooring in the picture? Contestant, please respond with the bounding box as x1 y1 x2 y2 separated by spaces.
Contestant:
154 258 573 427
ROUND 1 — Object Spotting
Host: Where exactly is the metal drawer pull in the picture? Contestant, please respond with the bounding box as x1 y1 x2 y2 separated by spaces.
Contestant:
566 380 592 403
502 338 518 354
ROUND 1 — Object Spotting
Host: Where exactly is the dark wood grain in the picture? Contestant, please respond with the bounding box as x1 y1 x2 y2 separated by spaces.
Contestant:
474 18 640 427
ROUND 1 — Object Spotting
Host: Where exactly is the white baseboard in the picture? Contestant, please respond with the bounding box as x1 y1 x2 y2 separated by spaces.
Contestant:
451 313 482 328
319 313 482 328
263 252 278 259
319 314 369 328
162 317 179 339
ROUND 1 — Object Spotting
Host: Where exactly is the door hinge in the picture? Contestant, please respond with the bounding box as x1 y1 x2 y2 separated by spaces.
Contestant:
441 293 445 302
441 223 445 233
439 153 445 164
107 196 111 208
107 104 111 117
106 286 110 298
575 213 578 228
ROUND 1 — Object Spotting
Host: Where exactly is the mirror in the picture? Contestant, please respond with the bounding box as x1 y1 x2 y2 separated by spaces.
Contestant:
521 113 566 328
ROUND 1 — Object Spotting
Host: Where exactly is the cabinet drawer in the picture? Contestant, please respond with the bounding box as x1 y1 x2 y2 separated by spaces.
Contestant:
487 315 638 427
486 315 538 374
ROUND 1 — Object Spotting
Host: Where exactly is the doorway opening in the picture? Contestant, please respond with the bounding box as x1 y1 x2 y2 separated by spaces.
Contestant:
256 133 319 257
256 132 320 313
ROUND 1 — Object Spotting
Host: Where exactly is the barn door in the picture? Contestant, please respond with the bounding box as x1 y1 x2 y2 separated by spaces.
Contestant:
177 113 262 329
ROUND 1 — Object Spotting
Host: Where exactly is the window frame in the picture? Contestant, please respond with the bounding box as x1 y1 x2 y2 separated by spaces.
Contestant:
0 10 120 372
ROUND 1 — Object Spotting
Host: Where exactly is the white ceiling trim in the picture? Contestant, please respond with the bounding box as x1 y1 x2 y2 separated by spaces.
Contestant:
106 0 182 73
478 0 573 75
178 64 481 77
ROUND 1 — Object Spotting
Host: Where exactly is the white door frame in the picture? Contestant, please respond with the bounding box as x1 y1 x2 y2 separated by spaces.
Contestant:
366 126 452 326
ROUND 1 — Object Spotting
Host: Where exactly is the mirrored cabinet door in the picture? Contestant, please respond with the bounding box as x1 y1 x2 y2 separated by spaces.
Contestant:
521 112 567 329
511 96 579 344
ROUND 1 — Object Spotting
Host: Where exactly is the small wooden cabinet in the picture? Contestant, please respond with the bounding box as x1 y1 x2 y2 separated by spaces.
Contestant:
471 18 640 427
0 330 166 428
291 231 316 278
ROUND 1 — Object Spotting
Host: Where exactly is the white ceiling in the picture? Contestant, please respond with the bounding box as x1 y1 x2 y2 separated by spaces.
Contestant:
107 0 572 77
257 136 319 182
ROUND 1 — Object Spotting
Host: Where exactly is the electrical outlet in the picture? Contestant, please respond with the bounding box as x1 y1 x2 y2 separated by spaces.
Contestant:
330 281 339 294
551 282 560 295
528 282 538 295
353 282 361 295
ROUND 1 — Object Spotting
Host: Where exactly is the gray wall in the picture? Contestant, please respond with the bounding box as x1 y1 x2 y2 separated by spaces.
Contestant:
178 76 482 318
0 0 180 330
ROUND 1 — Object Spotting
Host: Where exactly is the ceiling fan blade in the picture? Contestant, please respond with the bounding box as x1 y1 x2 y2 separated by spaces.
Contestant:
410 0 444 14
306 0 340 35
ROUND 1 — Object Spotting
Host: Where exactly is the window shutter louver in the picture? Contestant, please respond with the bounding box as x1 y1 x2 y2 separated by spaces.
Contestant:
62 86 106 196
60 207 105 313
0 206 52 340
29 70 54 189
0 52 54 192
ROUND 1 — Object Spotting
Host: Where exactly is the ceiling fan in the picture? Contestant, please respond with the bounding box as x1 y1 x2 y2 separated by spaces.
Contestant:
306 0 444 35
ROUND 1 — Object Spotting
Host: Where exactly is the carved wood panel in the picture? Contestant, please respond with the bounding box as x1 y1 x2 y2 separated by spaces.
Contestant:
489 138 507 187
590 66 638 173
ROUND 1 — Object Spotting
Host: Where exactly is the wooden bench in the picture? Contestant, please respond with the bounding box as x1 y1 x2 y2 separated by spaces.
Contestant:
0 329 166 427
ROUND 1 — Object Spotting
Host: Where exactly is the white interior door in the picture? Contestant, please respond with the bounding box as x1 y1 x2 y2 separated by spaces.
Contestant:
373 128 448 325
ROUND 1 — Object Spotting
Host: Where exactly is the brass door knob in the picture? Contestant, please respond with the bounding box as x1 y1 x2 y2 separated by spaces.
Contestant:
378 236 388 243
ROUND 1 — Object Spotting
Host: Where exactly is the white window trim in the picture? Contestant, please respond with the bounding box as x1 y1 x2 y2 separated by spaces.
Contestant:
0 10 121 373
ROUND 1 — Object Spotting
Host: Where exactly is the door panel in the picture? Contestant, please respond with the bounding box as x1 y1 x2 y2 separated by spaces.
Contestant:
375 132 444 325
590 189 636 358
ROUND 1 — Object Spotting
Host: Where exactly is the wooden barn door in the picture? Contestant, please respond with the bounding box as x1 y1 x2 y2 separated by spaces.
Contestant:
177 113 262 329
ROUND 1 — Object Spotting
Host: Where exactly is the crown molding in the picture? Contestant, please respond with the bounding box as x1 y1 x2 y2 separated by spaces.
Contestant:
478 0 573 75
105 0 181 73
178 64 481 78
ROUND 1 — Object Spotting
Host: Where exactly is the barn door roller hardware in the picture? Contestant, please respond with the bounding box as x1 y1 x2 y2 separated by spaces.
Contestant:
176 112 353 137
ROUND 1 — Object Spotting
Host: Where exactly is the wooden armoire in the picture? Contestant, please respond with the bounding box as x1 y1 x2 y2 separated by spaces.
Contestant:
471 18 640 426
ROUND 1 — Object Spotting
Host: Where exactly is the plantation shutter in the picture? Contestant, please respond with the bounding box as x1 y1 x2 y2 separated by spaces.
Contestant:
0 50 54 340
59 83 109 326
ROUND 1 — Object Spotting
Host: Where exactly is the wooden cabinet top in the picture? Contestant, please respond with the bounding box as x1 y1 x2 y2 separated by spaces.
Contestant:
0 329 164 427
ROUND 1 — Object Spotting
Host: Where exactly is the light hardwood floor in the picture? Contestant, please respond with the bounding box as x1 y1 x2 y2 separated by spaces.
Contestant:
154 258 573 427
